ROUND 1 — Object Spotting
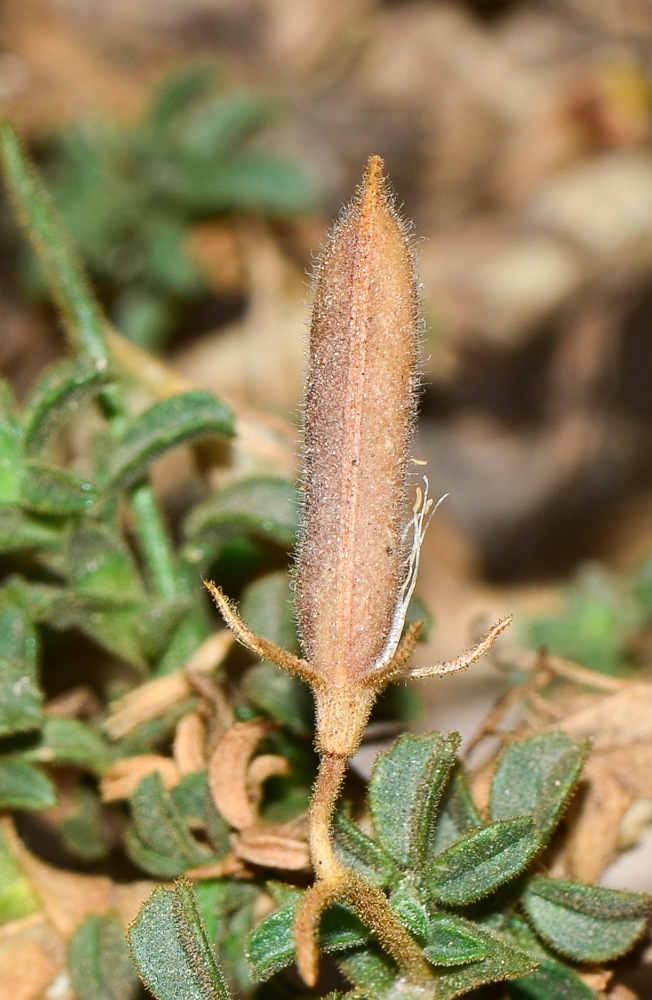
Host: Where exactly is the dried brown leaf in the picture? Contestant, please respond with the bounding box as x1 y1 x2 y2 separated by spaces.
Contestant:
2 819 112 938
472 661 652 880
185 853 248 880
104 630 232 738
0 920 62 1000
1 818 156 934
100 754 179 802
233 826 311 870
246 753 290 809
44 685 100 719
173 711 206 775
207 718 275 830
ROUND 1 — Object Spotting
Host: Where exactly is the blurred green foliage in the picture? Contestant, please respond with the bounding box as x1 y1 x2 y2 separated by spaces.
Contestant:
30 66 318 349
527 559 652 676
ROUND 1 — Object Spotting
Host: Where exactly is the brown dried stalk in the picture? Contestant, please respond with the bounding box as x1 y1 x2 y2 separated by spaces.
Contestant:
206 156 510 986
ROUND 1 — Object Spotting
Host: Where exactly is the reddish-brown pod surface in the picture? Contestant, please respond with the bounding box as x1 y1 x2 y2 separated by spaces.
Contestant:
295 156 419 750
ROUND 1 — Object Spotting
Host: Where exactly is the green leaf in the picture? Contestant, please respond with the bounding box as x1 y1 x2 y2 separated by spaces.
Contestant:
69 912 139 1000
66 521 145 600
404 594 434 643
247 897 369 982
244 662 313 736
523 876 651 963
240 570 297 649
0 760 56 809
21 463 97 514
125 827 192 879
22 356 112 455
214 882 258 994
490 733 588 840
527 565 632 677
171 770 230 858
193 879 232 944
184 477 297 566
23 717 112 774
128 877 231 1000
107 391 234 493
0 506 61 555
508 960 599 1000
432 926 536 1000
170 770 210 825
0 123 109 366
389 886 429 940
337 946 397 996
147 66 216 135
136 597 190 661
113 287 175 351
176 93 278 165
239 570 313 734
369 732 460 869
155 610 212 676
0 825 41 923
60 785 108 861
430 764 482 856
0 377 22 503
333 808 399 887
425 817 541 906
41 592 147 670
0 589 42 736
423 913 488 966
130 772 211 867
142 213 204 295
177 153 317 215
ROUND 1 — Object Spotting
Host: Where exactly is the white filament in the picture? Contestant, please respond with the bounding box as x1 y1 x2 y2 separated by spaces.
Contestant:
372 476 447 674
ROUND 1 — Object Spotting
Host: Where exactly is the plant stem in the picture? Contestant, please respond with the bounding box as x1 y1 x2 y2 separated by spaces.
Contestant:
130 481 179 599
308 752 347 881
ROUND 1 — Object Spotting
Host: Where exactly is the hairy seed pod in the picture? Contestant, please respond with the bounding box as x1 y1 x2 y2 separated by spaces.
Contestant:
295 156 419 755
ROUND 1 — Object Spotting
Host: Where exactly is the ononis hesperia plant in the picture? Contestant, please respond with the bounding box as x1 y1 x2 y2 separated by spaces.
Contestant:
205 155 511 987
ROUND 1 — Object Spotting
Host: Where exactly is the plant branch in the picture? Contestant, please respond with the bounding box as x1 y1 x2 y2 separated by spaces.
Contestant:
409 615 513 679
204 581 316 683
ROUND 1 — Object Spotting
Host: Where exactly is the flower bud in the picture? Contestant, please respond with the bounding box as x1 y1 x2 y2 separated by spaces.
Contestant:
295 156 419 754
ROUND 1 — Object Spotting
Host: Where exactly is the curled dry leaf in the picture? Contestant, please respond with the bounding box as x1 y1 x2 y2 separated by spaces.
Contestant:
536 681 652 880
104 630 232 739
208 718 276 830
246 753 290 809
186 672 234 744
184 854 249 880
207 718 310 871
173 711 207 776
100 754 180 803
233 826 310 871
